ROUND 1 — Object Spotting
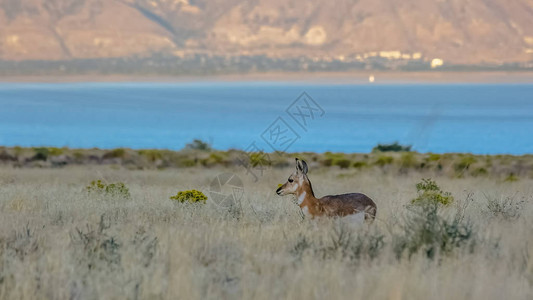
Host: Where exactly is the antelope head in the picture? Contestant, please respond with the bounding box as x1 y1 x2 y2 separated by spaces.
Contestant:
276 158 310 197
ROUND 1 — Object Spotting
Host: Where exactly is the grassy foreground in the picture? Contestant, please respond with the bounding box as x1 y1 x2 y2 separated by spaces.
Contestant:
0 160 532 299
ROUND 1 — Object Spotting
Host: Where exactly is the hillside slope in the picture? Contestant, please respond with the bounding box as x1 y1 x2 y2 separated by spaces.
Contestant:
1 0 533 67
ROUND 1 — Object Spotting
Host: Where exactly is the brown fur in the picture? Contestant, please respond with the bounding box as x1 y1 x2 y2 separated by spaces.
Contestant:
277 158 377 222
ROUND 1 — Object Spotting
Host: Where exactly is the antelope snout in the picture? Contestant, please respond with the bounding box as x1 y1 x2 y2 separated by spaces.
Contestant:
276 186 283 195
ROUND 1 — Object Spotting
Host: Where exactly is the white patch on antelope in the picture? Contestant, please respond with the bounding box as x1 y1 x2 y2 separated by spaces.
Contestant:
301 206 311 217
343 211 365 225
298 191 306 205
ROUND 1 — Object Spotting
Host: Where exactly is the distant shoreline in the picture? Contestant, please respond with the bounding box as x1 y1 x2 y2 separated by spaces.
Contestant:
1 71 533 84
1 146 531 178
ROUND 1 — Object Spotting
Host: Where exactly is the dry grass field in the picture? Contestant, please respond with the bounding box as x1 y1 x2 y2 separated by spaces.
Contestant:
0 164 532 299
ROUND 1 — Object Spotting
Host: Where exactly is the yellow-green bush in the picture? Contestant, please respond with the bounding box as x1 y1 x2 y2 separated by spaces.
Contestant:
86 180 131 199
411 178 453 206
170 190 207 203
208 152 225 164
249 152 271 167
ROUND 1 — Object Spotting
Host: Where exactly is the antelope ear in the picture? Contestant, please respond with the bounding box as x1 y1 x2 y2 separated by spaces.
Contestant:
300 159 308 174
296 158 308 174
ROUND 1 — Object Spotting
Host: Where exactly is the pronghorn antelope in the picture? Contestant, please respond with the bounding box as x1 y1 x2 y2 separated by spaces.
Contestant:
276 158 377 223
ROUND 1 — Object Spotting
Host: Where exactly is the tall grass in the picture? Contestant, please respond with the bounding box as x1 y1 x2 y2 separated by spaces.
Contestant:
0 166 532 299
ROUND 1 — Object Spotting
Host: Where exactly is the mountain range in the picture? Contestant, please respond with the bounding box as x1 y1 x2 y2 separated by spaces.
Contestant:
1 0 533 74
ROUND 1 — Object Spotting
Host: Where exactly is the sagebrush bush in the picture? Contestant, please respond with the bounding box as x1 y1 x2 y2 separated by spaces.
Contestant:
395 179 473 259
170 190 207 203
394 201 475 259
411 178 454 206
290 225 385 263
484 194 525 220
86 180 131 199
71 215 121 271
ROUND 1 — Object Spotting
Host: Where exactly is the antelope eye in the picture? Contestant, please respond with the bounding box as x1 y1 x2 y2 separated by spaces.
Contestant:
288 178 293 183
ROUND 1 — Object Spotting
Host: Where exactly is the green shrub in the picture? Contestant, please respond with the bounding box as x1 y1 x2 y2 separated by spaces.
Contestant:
372 142 411 152
48 147 64 156
426 153 441 161
399 152 417 169
138 149 163 162
334 159 352 169
73 151 85 161
86 180 131 199
32 147 50 161
454 156 476 173
321 152 346 167
504 173 519 182
32 147 65 161
13 146 23 156
321 158 334 167
173 156 197 167
352 161 367 168
185 139 212 151
103 148 126 159
208 152 224 164
170 190 207 203
471 167 488 177
374 155 394 166
411 178 453 206
394 200 474 259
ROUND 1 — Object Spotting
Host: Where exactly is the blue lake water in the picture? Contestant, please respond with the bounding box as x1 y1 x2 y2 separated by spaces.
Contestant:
0 82 532 154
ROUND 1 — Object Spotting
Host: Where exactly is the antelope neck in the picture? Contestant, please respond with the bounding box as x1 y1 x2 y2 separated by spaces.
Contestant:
297 180 318 208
